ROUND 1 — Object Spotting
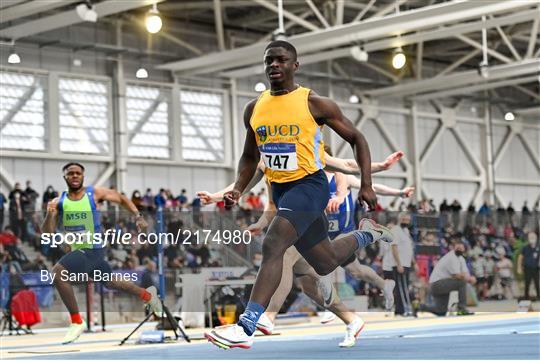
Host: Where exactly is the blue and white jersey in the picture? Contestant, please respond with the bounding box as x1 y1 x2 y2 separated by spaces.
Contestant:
326 174 355 239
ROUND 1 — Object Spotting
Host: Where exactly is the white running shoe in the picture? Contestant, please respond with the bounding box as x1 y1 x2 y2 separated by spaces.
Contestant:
338 317 365 348
256 313 274 335
62 320 87 344
358 218 393 243
145 286 163 316
205 324 254 349
320 311 337 324
383 279 396 311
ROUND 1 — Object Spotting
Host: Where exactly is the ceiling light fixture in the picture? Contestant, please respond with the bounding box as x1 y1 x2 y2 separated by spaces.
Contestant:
145 3 162 34
76 1 98 23
392 48 406 70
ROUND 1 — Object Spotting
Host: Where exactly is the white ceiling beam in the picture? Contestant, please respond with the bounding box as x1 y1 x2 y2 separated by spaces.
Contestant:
214 0 226 51
525 8 540 58
0 0 25 10
257 10 312 43
370 0 407 19
0 0 166 40
412 75 539 100
305 0 330 28
416 42 423 80
159 1 534 74
251 0 319 31
436 49 481 77
221 8 538 79
0 0 78 24
491 16 522 61
352 0 376 23
455 34 513 64
513 85 540 101
365 59 540 98
336 0 345 25
514 107 540 116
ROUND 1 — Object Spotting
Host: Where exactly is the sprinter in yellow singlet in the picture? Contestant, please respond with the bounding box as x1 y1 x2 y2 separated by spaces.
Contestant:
205 41 393 349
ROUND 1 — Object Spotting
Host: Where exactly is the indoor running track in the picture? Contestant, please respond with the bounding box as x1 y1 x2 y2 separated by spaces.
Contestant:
3 314 539 360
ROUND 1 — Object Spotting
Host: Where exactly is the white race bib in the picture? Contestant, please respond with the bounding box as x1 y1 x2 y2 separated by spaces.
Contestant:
328 219 339 232
260 143 298 171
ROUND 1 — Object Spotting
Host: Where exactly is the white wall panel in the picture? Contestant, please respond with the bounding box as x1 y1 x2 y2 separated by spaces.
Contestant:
496 136 539 180
423 129 476 176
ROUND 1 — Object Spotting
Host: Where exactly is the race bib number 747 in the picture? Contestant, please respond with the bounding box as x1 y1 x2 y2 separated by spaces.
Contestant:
260 143 298 171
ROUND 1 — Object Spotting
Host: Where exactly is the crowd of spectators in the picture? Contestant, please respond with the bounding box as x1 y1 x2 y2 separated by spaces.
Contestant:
1 181 539 313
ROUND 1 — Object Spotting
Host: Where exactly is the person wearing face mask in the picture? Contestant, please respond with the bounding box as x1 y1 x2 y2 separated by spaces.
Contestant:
517 232 540 300
42 186 58 214
388 212 415 316
414 240 475 316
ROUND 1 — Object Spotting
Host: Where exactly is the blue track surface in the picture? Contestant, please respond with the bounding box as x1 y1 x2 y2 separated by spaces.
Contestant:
11 317 540 360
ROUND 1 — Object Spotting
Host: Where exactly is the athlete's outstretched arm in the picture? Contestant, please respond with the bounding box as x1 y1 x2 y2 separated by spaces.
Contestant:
346 175 415 197
94 187 147 232
309 94 376 209
224 99 261 206
326 171 348 213
42 197 59 233
372 184 415 198
198 160 265 205
247 181 276 235
324 151 404 174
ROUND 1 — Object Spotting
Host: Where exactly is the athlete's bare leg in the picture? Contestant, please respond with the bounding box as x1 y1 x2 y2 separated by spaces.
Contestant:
298 274 356 325
52 263 79 314
345 259 385 289
265 247 302 315
249 216 298 307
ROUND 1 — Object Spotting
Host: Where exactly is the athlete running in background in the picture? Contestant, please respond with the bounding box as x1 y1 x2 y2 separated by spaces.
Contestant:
42 162 162 344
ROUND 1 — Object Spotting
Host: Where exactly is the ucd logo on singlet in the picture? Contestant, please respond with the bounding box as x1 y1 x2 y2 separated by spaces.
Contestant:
256 125 300 143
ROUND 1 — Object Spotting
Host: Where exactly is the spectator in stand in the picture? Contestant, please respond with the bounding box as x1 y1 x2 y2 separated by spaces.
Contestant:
26 254 49 272
136 243 157 265
0 188 6 231
484 250 496 296
414 240 475 316
177 189 189 210
439 199 450 227
140 259 158 289
165 243 185 269
450 199 462 229
521 201 530 228
495 201 506 225
192 196 202 226
472 254 488 300
26 213 42 251
165 189 175 209
478 201 491 225
507 202 515 218
142 188 155 213
258 188 268 209
154 188 167 209
384 213 414 315
42 185 58 213
9 183 27 240
131 190 143 211
517 232 539 301
494 247 514 300
24 180 39 215
110 242 129 270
